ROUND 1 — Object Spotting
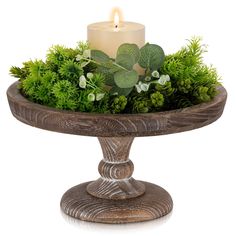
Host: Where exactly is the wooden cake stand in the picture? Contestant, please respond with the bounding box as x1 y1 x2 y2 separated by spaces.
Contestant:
7 82 227 224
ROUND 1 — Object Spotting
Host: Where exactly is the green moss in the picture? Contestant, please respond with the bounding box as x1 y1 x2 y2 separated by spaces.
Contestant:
159 37 219 108
59 60 83 82
52 80 78 110
133 98 150 113
150 91 164 108
110 95 127 114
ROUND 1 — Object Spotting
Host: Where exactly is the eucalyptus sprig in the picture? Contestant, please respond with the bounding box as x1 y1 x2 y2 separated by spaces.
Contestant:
75 42 165 96
76 44 139 96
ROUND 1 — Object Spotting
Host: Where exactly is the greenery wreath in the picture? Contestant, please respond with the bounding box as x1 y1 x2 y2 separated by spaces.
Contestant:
10 37 220 114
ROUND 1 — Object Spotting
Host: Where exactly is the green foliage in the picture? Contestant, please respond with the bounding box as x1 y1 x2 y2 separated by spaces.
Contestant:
159 37 219 107
132 97 150 113
155 82 176 97
9 37 221 114
46 45 78 71
76 41 90 55
11 44 109 113
21 64 58 105
10 66 23 78
193 85 217 103
91 50 110 63
85 43 165 95
35 71 58 104
114 70 138 88
10 61 36 81
150 91 164 108
109 87 133 96
87 73 105 90
115 54 135 70
90 46 139 94
117 43 140 63
177 78 192 93
76 41 96 74
21 74 41 98
110 95 127 114
139 43 165 70
128 86 165 113
176 95 194 108
52 80 78 110
76 89 110 113
92 93 110 113
59 60 83 81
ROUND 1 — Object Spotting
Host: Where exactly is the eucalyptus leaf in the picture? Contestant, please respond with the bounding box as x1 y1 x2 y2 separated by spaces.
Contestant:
117 44 140 63
104 74 116 86
116 54 135 70
102 61 121 73
91 50 110 63
139 43 165 70
114 70 138 88
110 86 133 96
81 61 90 68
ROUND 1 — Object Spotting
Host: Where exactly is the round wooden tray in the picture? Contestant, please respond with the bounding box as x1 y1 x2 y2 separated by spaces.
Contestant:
7 82 227 223
7 82 227 137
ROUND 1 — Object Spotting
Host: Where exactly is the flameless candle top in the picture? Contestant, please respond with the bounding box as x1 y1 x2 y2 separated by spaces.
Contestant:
87 11 145 59
88 21 144 32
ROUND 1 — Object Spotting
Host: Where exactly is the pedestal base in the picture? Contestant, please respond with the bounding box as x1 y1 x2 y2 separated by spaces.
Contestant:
60 181 173 224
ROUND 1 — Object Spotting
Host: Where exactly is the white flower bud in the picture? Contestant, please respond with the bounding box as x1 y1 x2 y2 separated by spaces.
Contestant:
144 76 151 82
140 83 150 92
87 72 94 79
158 74 170 85
96 93 105 101
151 70 160 78
135 81 150 93
76 54 83 61
79 75 87 88
87 93 95 102
135 81 142 93
83 49 91 59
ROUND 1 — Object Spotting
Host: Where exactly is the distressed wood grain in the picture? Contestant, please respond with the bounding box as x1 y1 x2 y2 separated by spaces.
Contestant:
6 82 227 223
61 181 173 224
7 82 227 137
87 137 145 200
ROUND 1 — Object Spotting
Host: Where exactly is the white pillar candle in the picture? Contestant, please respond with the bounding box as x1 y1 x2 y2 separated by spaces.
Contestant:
87 19 145 59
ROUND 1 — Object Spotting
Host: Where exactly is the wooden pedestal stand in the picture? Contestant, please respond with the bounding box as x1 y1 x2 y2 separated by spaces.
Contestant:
7 82 227 224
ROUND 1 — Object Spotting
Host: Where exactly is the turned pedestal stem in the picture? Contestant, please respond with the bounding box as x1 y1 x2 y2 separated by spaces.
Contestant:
87 137 145 200
60 137 173 223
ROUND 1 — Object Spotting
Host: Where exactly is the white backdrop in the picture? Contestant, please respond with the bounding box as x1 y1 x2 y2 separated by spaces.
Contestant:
0 0 236 235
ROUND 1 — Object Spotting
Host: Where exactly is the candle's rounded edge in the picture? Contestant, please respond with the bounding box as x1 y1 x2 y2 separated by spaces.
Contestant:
87 21 145 32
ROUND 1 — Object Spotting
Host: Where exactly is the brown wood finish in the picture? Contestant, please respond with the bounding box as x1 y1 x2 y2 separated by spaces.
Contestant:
87 137 145 200
7 82 227 224
7 82 227 138
61 181 173 224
